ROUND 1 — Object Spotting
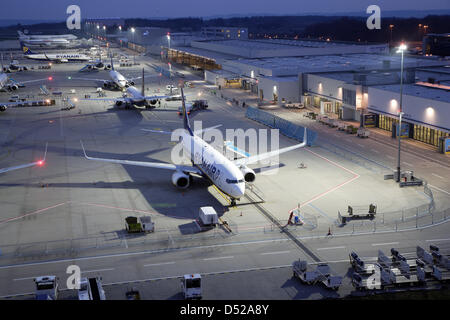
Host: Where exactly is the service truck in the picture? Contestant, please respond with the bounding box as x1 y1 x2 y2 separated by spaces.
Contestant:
34 276 58 300
181 274 202 299
198 206 218 227
78 277 106 300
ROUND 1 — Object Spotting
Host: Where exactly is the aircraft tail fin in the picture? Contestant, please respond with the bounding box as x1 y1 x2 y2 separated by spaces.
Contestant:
110 56 114 71
180 87 193 136
141 68 145 96
20 42 34 55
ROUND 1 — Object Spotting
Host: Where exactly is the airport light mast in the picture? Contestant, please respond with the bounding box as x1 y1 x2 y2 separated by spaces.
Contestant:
396 43 407 183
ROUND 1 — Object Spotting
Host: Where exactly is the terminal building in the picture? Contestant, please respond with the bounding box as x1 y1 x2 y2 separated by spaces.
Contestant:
101 24 449 151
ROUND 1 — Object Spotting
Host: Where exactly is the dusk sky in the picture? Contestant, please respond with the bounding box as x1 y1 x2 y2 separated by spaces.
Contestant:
0 0 449 20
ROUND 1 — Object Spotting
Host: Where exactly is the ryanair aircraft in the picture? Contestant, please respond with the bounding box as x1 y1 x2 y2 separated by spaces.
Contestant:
21 43 90 63
81 88 308 206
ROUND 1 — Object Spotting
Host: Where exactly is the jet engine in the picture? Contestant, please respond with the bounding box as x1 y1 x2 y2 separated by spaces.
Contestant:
129 81 135 86
171 171 190 189
0 105 7 112
8 84 18 91
149 100 157 105
115 100 124 106
239 165 256 183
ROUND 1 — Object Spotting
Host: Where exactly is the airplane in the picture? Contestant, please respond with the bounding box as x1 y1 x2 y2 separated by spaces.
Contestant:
0 70 51 92
18 31 77 48
81 68 169 109
21 43 90 63
70 58 145 90
18 30 77 41
79 53 111 72
0 143 47 174
80 87 308 206
1 54 29 73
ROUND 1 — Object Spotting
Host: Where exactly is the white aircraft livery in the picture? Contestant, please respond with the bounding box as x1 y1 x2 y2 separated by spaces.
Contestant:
81 88 308 205
72 58 150 90
22 43 90 63
82 68 168 109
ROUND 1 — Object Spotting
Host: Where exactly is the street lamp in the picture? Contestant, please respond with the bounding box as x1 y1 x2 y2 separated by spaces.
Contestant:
131 27 135 46
389 24 394 44
167 32 171 50
395 43 407 182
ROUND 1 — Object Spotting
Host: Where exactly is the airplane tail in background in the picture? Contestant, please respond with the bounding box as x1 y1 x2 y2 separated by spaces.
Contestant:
180 87 193 136
110 56 114 71
141 68 145 96
20 42 34 55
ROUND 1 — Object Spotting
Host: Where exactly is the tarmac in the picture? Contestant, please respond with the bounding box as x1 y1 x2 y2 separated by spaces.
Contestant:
0 44 449 299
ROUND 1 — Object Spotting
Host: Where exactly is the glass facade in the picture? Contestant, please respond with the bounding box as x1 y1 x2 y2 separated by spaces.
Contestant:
378 115 449 148
413 124 449 147
379 115 396 132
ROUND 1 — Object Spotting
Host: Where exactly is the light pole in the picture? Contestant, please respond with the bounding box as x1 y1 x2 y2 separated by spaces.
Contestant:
389 24 394 44
396 43 407 182
131 27 135 48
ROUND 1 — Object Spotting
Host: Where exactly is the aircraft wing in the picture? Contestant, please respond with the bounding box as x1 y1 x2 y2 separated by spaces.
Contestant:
80 141 201 175
81 97 124 102
69 77 109 82
224 141 251 158
232 127 308 166
143 95 171 100
128 73 160 81
9 77 50 86
0 143 47 174
0 161 43 174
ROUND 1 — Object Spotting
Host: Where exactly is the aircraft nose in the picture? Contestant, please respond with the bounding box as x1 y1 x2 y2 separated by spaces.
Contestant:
232 183 245 198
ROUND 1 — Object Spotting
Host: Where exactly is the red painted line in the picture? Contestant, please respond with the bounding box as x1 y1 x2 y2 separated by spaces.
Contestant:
0 202 68 225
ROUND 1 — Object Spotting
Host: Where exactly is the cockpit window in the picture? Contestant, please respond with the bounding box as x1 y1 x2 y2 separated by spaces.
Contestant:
226 179 244 184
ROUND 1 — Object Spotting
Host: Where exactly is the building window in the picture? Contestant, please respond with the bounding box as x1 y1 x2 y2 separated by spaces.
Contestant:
343 88 356 106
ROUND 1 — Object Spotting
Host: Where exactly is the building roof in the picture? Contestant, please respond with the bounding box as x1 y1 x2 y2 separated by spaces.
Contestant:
232 54 448 75
190 39 388 59
371 83 450 103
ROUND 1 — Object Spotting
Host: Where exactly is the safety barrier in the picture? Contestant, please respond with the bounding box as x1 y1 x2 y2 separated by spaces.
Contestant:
245 107 317 146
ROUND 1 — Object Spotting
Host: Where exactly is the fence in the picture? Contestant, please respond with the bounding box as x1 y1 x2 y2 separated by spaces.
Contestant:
245 107 317 146
2 204 448 260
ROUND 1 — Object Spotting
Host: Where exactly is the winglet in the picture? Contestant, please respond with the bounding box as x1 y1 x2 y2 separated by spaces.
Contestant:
80 140 89 159
42 142 48 162
303 127 308 145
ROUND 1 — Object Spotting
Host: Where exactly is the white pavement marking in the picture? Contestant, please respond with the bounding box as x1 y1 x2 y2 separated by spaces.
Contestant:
403 161 413 166
0 238 290 270
13 276 38 281
82 268 114 274
203 256 234 261
316 246 346 251
425 239 450 242
429 184 450 196
144 262 175 267
372 149 379 153
386 155 395 159
357 144 364 148
431 173 444 180
371 242 399 246
260 250 290 255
